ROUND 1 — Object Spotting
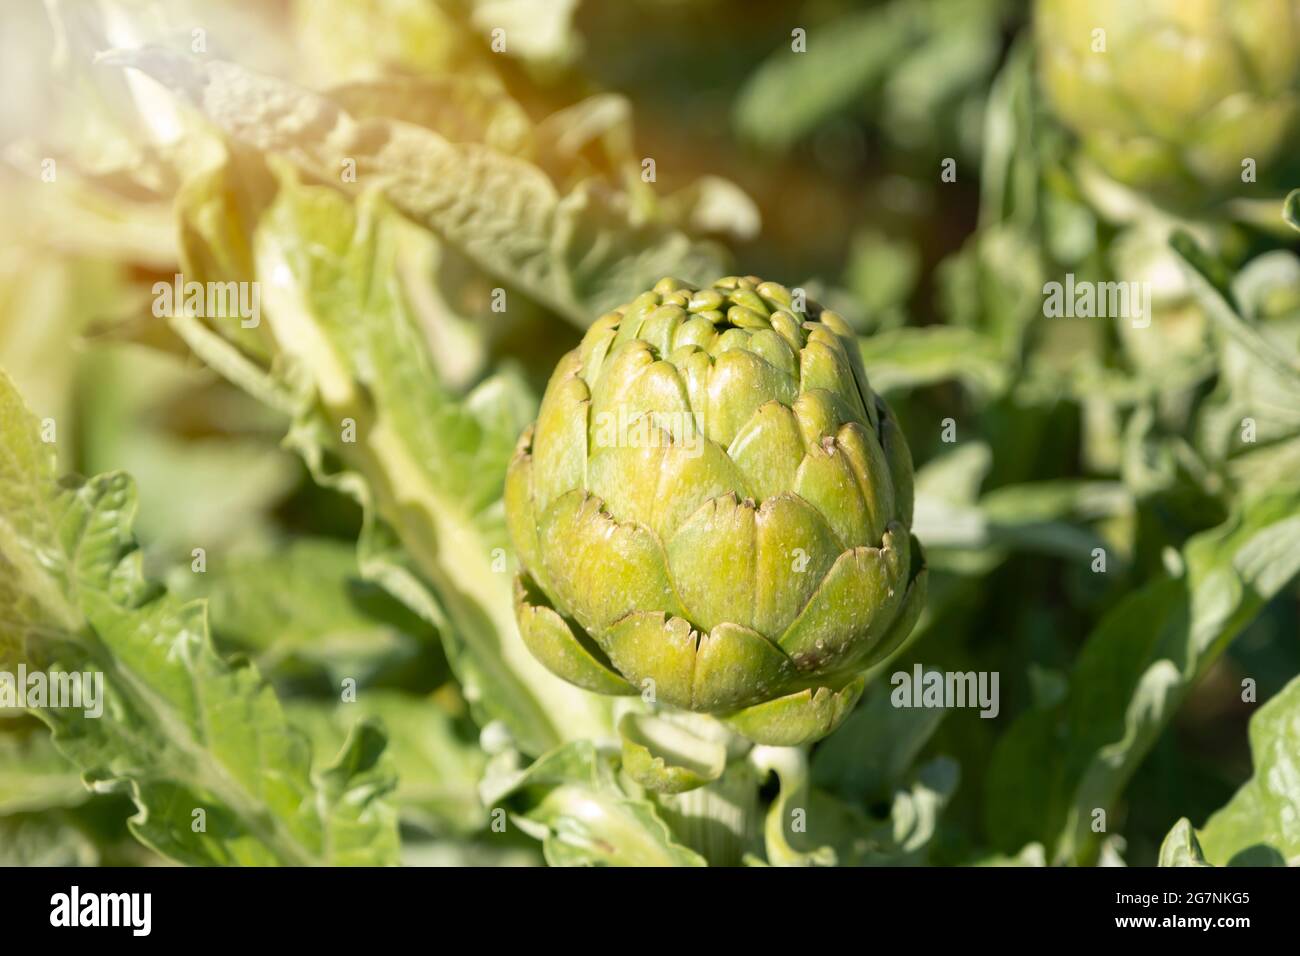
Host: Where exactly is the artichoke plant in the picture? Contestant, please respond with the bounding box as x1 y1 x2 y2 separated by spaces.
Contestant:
506 276 925 747
1035 0 1300 206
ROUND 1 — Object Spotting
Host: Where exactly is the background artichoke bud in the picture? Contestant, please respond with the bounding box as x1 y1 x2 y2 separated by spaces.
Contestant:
506 276 926 746
1035 0 1300 206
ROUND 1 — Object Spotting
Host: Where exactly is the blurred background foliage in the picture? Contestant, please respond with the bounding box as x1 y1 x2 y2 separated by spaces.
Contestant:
0 0 1297 867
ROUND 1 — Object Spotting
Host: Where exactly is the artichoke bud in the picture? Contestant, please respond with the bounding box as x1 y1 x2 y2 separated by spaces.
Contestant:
507 277 926 746
1035 0 1300 206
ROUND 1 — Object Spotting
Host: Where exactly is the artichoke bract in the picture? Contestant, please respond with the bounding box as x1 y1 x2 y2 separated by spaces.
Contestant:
506 276 926 746
1035 0 1300 205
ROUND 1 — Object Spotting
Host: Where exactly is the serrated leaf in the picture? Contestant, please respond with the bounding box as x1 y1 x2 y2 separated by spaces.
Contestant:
169 538 436 686
0 367 400 865
105 48 727 325
289 691 487 838
168 166 611 754
243 175 611 754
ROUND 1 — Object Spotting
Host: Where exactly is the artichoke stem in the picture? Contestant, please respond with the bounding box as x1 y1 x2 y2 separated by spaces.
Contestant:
653 756 762 866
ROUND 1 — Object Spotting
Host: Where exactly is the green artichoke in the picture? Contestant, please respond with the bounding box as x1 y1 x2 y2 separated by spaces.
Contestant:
1035 0 1300 205
506 276 926 746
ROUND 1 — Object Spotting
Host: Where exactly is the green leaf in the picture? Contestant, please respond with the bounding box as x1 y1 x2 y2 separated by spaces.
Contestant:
859 326 1009 397
912 445 1130 562
0 367 400 865
1172 231 1300 401
1199 676 1300 866
844 230 920 319
650 756 763 866
244 174 611 753
1194 250 1300 497
1158 818 1211 867
164 159 612 754
105 48 727 325
481 742 707 867
76 345 299 558
0 729 88 815
985 491 1300 864
880 5 1003 151
169 538 436 687
618 711 727 795
975 36 1043 232
916 482 1128 561
256 179 526 525
288 692 487 838
734 0 1008 153
733 2 916 151
0 369 82 669
974 481 1131 561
